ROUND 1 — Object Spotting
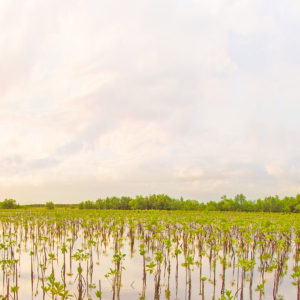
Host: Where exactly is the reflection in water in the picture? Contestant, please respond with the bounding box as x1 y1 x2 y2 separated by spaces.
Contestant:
0 210 298 300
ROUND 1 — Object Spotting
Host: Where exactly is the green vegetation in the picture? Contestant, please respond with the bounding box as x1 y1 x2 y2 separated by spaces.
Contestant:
0 209 298 299
0 198 19 209
45 201 55 209
1 194 299 213
78 193 300 212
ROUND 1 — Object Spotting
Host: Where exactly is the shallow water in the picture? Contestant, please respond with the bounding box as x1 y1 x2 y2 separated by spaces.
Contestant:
0 210 298 300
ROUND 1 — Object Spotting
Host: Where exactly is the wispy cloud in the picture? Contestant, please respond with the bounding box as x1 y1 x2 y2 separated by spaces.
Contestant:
0 0 299 203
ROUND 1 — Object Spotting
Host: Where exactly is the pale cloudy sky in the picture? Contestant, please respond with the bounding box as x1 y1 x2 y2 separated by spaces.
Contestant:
0 0 300 203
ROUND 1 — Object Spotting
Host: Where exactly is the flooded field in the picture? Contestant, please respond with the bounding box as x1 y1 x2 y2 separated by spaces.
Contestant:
0 210 299 300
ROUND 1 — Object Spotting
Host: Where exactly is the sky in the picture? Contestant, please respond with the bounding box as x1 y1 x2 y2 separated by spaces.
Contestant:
0 0 300 204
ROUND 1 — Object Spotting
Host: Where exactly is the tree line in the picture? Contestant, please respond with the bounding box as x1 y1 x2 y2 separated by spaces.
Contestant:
1 194 299 212
79 193 300 212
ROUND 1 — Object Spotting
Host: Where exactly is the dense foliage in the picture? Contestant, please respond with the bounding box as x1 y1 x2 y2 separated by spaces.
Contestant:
1 194 299 213
45 201 55 209
0 198 19 209
79 193 300 212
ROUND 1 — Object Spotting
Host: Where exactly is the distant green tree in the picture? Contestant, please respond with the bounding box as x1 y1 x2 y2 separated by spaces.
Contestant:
262 195 288 212
45 201 55 210
218 195 234 211
242 200 257 212
294 203 300 213
79 200 96 209
0 199 18 209
206 201 217 211
282 195 300 212
256 198 264 211
234 194 246 211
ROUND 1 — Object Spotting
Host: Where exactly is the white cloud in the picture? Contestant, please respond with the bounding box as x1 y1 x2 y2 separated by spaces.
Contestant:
0 0 299 203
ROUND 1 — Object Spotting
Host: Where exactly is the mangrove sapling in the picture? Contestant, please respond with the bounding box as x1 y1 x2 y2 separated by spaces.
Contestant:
257 243 267 298
113 251 126 300
196 228 205 296
219 232 230 297
237 258 256 300
48 252 56 276
11 285 19 300
218 289 234 300
174 246 182 298
39 263 47 300
104 251 126 300
153 250 163 300
85 239 96 294
66 238 74 274
95 280 102 300
164 238 172 299
182 255 194 300
200 277 207 300
139 243 147 299
42 273 72 300
61 243 67 288
30 250 35 295
145 260 156 297
272 237 290 299
212 243 220 300
248 237 257 300
128 220 136 258
72 249 89 299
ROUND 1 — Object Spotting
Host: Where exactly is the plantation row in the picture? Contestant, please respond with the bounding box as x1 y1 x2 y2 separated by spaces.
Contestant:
0 210 299 299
